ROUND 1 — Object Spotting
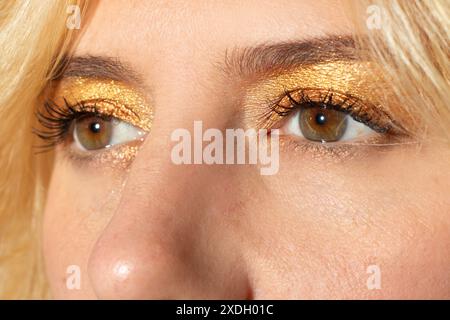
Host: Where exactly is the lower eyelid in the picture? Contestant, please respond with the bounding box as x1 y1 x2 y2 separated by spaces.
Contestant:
278 134 400 161
61 138 145 170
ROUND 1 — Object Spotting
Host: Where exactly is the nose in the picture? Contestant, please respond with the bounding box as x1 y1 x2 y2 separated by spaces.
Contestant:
87 128 251 299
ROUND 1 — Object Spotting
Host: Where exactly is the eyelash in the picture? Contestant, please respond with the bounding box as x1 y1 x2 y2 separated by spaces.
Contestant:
34 99 108 151
34 88 402 155
261 87 396 135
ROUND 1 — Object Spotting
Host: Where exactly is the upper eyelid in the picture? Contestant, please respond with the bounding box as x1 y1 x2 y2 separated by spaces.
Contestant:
278 88 362 112
54 77 154 131
69 99 141 120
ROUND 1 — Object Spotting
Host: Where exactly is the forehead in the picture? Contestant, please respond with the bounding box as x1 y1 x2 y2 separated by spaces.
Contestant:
75 0 351 58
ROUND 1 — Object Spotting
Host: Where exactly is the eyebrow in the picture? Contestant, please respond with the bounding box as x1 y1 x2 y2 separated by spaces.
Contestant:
53 55 144 85
223 35 361 79
54 36 361 83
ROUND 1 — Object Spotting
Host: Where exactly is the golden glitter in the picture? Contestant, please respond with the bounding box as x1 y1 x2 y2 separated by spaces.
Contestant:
52 77 153 168
64 141 144 169
59 77 153 131
244 61 397 129
98 144 141 169
240 60 410 159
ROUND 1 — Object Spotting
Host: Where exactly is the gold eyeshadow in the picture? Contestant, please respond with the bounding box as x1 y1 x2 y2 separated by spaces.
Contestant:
64 142 142 169
243 61 396 129
50 77 153 167
58 77 153 131
40 61 403 168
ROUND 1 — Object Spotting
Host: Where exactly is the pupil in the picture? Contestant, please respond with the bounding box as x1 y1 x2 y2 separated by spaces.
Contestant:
90 122 102 134
315 113 327 125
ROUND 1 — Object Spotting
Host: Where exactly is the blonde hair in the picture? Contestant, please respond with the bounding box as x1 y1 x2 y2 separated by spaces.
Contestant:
351 0 450 140
0 0 85 299
0 0 448 299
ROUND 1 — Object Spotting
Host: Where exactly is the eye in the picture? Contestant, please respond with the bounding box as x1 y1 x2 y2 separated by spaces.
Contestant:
281 107 376 143
73 115 146 151
270 89 393 143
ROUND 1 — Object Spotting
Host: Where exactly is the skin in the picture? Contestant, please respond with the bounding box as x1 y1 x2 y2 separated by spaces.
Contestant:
43 0 450 299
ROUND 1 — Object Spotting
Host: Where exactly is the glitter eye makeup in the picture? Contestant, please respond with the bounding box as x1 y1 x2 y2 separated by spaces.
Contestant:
35 58 406 166
244 61 407 152
35 77 154 168
60 77 153 131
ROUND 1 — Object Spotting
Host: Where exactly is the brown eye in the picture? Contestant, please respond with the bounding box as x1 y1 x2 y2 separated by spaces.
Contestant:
74 115 113 150
299 108 348 142
72 114 147 152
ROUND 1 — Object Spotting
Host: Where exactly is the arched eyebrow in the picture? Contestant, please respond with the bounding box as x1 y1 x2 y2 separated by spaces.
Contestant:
222 35 362 79
52 55 144 86
54 36 362 83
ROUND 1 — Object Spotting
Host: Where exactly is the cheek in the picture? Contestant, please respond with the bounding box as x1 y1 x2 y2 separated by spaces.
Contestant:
240 147 450 298
43 159 127 298
42 145 449 299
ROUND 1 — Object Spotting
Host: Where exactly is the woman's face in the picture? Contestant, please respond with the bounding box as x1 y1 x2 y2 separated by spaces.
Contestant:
42 0 450 299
